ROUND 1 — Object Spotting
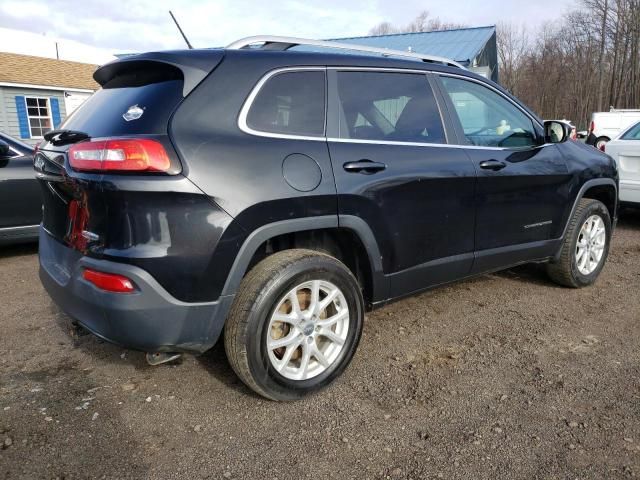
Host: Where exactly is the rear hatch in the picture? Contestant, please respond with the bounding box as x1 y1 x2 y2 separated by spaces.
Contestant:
36 50 224 253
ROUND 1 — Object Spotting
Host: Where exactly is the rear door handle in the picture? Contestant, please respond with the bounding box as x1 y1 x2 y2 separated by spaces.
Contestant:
343 160 387 174
479 160 507 171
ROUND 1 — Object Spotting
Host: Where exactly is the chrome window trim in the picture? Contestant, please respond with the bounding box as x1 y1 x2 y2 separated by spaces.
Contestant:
237 66 328 142
238 66 548 151
326 137 553 151
0 224 40 231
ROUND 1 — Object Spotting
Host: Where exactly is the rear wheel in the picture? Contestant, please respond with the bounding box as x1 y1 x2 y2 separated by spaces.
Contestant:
546 198 611 287
224 249 364 401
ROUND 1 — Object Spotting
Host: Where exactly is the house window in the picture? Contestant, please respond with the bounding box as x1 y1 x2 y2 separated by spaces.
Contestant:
25 97 52 138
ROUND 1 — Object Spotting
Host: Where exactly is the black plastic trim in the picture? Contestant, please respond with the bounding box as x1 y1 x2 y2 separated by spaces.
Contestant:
219 214 389 303
559 178 618 239
0 225 39 245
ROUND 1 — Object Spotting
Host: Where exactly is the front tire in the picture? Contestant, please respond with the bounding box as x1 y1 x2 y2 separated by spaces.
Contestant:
224 249 364 401
595 136 610 150
546 198 611 287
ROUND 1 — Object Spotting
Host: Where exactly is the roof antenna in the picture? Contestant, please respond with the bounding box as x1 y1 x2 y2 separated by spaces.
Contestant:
169 10 194 49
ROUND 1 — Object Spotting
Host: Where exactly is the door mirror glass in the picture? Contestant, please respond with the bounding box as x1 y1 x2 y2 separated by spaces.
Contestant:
544 120 570 143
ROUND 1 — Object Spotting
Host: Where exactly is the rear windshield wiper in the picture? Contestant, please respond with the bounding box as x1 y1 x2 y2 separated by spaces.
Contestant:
44 129 90 146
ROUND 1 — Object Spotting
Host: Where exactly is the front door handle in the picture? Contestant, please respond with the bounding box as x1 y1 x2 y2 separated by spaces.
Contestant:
343 160 387 174
479 160 507 171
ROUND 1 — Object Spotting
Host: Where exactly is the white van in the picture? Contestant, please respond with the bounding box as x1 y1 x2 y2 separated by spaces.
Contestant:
588 109 640 150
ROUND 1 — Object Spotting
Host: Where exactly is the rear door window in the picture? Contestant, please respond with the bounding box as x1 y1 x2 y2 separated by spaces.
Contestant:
246 70 326 137
335 71 445 144
440 76 538 148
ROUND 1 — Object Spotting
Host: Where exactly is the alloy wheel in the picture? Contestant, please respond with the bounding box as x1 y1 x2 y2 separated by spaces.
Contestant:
266 280 349 381
575 214 606 275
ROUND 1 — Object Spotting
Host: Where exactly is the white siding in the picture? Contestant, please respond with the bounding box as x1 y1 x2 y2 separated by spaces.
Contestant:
0 86 67 145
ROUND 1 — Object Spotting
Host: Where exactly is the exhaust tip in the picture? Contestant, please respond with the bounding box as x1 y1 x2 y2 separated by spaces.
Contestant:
146 352 182 366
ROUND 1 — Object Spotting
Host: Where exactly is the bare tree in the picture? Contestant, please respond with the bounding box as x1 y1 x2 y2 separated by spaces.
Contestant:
496 0 640 129
368 10 466 36
496 22 529 95
369 2 640 129
369 21 396 36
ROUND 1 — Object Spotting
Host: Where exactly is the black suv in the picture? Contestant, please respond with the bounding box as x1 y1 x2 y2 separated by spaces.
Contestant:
36 36 618 400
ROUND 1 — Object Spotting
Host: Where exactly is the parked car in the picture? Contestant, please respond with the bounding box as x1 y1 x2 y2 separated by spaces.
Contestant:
36 36 618 401
0 132 41 245
586 108 640 150
602 120 640 206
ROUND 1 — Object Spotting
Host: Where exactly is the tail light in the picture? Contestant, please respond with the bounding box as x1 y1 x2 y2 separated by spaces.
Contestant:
589 121 595 135
83 268 136 293
68 138 171 172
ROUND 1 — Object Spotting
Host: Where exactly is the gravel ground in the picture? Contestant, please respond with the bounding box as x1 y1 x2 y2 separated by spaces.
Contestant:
1 211 639 480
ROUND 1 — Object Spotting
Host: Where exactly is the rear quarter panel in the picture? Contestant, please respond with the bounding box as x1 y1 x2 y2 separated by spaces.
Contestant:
169 53 339 300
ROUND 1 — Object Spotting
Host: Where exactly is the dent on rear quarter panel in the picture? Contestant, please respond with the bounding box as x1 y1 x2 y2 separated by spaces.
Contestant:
95 179 241 303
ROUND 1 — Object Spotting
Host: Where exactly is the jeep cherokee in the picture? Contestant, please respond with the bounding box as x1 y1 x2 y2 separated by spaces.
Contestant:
35 36 618 400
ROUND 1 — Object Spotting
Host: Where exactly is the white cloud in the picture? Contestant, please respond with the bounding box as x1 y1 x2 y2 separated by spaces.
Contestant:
0 0 577 57
0 27 117 64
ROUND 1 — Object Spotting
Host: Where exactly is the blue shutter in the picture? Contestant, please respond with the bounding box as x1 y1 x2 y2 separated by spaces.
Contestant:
14 96 30 138
50 97 61 128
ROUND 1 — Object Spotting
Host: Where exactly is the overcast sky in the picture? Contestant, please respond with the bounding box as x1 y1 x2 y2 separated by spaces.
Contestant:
0 0 577 57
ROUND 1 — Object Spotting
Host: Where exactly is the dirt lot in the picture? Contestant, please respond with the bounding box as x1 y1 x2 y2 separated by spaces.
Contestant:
1 212 639 480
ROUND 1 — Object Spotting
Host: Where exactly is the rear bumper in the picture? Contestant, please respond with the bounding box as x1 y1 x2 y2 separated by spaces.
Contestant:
39 228 234 354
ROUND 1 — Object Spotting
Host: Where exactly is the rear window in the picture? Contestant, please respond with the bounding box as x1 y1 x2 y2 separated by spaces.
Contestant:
245 71 326 137
60 71 184 138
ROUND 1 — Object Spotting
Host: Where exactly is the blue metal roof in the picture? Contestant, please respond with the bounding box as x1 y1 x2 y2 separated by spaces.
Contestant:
328 26 496 65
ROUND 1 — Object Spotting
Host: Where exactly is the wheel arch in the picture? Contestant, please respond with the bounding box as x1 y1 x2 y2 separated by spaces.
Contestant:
558 178 617 246
220 215 388 307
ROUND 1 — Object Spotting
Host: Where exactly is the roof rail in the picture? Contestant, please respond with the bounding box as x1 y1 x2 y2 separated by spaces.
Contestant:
226 35 465 69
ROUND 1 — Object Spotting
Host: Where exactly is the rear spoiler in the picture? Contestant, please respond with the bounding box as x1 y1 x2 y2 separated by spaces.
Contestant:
94 49 225 96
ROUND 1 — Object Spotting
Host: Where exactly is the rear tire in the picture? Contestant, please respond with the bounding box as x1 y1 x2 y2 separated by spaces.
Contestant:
546 198 611 288
224 249 364 401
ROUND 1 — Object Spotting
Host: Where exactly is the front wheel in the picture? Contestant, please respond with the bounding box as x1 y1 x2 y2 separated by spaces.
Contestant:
595 136 610 150
546 198 611 287
224 249 364 401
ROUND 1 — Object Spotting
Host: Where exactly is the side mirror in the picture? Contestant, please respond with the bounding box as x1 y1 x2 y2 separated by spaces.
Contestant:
544 120 571 144
0 140 12 160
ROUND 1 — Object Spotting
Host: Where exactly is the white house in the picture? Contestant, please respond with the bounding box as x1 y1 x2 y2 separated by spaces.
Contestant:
0 52 98 145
